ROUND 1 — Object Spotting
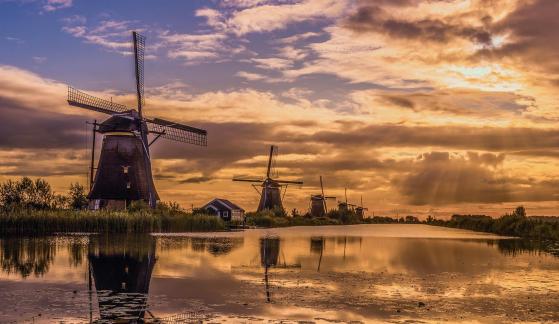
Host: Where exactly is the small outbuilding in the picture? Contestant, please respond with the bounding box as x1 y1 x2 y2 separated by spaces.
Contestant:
201 198 245 221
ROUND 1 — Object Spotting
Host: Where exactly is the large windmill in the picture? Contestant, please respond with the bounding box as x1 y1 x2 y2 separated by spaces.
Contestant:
67 31 207 209
309 176 336 217
233 145 302 212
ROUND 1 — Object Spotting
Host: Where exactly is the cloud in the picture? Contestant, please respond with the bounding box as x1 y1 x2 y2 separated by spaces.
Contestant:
196 7 227 30
61 19 141 55
4 36 24 44
227 0 348 35
306 124 559 152
43 0 72 12
160 30 247 64
353 88 532 117
394 151 559 205
344 5 492 45
236 71 266 81
477 0 559 75
32 56 47 64
179 176 213 184
276 31 323 44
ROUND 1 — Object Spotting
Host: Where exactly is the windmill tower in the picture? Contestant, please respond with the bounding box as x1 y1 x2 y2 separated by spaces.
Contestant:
233 145 302 212
338 187 357 212
309 176 336 217
67 31 207 209
355 195 369 220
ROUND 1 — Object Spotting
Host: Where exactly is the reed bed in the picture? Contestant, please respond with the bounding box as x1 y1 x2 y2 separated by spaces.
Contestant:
0 209 226 235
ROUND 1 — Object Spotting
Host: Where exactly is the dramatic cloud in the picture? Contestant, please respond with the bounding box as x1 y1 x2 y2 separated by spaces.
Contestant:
227 0 347 35
3 0 559 216
345 5 491 45
395 152 510 205
395 151 558 205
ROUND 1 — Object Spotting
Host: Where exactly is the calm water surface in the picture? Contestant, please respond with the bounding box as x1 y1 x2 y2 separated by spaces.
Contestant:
1 224 558 323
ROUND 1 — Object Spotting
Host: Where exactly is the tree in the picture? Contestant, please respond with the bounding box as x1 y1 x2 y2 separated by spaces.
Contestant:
405 215 420 223
513 206 526 218
0 177 55 209
68 183 88 210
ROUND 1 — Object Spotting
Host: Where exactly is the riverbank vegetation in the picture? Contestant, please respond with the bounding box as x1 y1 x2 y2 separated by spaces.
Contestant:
2 178 559 240
0 177 225 234
245 205 559 241
430 206 559 241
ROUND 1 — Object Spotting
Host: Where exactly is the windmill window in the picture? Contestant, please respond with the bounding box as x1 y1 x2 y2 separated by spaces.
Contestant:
126 182 131 189
122 166 129 174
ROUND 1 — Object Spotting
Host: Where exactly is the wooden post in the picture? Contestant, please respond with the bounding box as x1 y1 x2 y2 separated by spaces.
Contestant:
89 120 96 190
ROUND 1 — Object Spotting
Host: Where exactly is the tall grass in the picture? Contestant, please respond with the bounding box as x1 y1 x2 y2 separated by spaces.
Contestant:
0 208 226 235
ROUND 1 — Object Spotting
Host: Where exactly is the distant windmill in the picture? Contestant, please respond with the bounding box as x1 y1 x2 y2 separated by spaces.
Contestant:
233 145 302 212
67 31 207 209
338 187 357 211
309 176 336 217
355 195 369 220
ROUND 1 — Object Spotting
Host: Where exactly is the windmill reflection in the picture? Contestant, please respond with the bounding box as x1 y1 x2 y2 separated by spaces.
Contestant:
260 237 280 303
88 234 156 322
310 236 325 271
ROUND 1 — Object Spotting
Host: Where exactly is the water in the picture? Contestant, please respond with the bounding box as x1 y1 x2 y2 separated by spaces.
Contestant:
1 224 558 323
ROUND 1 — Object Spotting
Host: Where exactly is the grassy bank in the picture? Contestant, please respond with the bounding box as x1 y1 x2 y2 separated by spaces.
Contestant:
0 208 226 235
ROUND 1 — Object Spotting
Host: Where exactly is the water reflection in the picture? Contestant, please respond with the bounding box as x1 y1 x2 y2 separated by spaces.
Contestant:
0 237 56 277
1 226 559 322
190 237 244 256
88 235 156 322
260 237 280 302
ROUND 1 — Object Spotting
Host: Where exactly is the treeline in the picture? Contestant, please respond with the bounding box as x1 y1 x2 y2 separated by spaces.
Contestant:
433 206 559 240
244 206 366 227
0 177 225 234
0 177 88 211
244 206 421 227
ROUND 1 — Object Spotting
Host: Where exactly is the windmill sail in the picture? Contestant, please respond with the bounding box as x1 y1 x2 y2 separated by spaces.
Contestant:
133 31 145 116
68 87 130 115
147 118 207 146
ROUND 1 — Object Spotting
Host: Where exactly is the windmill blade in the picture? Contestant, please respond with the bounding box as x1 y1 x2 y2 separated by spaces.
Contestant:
265 145 275 178
324 196 337 199
270 145 279 178
232 178 263 183
146 117 207 146
133 31 145 116
67 86 131 115
275 179 303 185
320 176 327 212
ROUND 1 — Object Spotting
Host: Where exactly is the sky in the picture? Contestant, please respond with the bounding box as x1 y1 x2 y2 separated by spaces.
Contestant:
0 0 558 218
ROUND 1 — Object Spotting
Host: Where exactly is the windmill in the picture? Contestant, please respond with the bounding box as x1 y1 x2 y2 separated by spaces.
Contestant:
67 31 207 209
355 195 369 220
337 187 356 211
309 176 336 217
233 145 302 212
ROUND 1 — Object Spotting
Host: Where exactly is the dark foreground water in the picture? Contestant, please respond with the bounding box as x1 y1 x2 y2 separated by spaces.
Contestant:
0 224 558 323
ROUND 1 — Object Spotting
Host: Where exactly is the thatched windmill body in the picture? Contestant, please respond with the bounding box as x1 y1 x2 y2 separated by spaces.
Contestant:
309 176 336 217
233 145 302 212
67 32 207 209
